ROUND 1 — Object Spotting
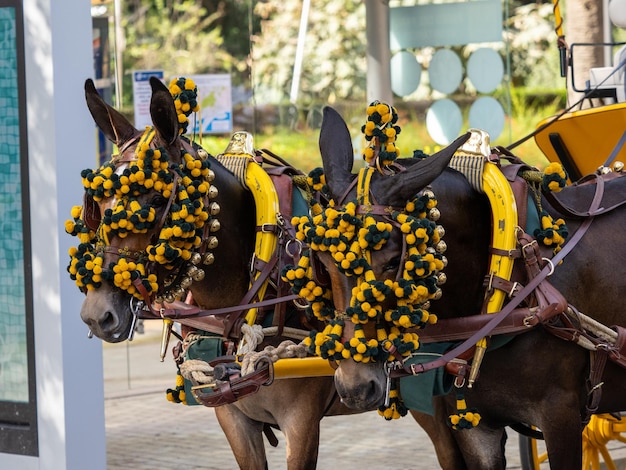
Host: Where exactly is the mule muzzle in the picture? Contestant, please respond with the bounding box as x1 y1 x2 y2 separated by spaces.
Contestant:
334 360 386 411
80 288 136 343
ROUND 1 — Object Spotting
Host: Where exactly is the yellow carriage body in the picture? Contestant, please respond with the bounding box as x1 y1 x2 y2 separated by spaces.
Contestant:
534 102 626 180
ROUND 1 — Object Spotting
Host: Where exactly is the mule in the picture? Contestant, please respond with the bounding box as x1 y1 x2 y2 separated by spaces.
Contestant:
311 106 626 469
74 78 466 469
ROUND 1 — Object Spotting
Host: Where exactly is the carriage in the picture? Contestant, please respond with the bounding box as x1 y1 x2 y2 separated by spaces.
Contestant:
69 3 626 469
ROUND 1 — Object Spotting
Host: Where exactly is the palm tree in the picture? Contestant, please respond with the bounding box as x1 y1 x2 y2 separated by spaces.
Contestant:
565 0 605 107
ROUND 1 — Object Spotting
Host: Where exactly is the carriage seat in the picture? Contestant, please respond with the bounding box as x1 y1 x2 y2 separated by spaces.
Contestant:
588 45 626 103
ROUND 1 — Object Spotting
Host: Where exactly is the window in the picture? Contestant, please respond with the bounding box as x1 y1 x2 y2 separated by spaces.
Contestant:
0 1 38 456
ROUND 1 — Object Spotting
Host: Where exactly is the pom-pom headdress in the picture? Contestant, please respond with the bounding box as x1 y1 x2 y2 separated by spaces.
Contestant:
67 79 214 302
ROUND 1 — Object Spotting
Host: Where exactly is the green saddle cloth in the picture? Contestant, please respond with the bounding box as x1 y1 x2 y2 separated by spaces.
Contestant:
400 336 514 415
399 342 455 415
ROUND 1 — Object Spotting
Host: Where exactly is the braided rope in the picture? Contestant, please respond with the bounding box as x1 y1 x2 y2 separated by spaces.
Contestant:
179 359 217 385
238 324 266 354
240 340 309 376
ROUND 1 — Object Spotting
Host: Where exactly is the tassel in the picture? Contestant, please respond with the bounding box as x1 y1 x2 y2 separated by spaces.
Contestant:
377 386 407 421
166 370 187 405
447 393 481 430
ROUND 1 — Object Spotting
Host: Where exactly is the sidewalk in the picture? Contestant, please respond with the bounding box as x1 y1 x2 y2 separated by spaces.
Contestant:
104 321 526 469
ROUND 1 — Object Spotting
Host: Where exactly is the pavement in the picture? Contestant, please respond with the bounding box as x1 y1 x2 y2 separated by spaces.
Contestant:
103 321 528 469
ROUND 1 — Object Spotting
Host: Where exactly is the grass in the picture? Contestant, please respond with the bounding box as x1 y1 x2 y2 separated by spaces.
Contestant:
196 101 561 174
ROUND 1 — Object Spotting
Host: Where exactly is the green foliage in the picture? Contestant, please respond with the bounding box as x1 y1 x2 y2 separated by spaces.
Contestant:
251 0 367 105
121 0 241 106
505 2 563 89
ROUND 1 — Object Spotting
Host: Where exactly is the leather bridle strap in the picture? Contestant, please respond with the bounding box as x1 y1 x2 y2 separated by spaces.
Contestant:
133 277 299 320
392 173 606 379
544 171 626 218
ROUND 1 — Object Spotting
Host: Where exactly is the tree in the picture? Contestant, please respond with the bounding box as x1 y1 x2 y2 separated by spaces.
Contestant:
251 0 367 105
505 2 563 90
120 0 243 106
565 0 605 106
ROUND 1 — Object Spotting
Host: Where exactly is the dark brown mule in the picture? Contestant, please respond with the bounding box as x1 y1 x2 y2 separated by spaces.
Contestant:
315 106 626 469
77 79 464 469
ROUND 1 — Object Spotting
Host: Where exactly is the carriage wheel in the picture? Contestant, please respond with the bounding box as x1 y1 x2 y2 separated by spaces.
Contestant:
519 414 626 469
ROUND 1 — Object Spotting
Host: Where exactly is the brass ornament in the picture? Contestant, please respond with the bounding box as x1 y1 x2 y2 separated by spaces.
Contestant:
209 219 221 232
429 207 441 221
190 252 202 266
207 236 219 249
209 202 221 215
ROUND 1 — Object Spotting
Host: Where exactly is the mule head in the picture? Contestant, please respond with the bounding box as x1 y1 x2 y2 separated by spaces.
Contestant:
73 78 216 342
314 106 470 410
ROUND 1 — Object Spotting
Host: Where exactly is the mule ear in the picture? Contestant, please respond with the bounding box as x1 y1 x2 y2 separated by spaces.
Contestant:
85 79 137 146
149 77 180 146
373 132 471 204
319 106 355 199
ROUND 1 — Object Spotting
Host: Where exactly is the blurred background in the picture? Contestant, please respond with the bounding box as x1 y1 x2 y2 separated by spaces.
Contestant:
89 0 623 170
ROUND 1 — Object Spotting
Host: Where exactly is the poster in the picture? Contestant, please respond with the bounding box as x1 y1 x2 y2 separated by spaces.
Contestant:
186 74 233 134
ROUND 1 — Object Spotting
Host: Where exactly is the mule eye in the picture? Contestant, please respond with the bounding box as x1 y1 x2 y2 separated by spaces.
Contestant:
151 195 167 207
385 256 402 272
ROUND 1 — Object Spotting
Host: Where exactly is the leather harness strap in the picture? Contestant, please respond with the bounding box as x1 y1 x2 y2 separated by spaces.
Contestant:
191 356 274 407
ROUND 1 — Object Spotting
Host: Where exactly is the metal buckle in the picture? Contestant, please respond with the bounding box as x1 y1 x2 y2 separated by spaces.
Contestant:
508 281 520 298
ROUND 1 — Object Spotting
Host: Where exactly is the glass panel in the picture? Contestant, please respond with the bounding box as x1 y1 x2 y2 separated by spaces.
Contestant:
0 6 28 403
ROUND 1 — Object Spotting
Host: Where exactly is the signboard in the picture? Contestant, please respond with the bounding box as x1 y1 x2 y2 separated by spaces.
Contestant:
132 70 164 129
186 74 232 134
133 72 232 134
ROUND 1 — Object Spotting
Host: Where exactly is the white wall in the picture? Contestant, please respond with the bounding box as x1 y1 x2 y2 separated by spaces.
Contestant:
0 1 106 468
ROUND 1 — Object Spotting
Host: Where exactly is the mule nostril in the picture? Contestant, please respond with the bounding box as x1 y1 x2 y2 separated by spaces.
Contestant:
100 310 119 333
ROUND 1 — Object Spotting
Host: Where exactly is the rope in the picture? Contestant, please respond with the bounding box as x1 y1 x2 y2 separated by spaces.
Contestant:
179 326 312 386
240 340 309 376
179 359 217 385
519 169 544 184
567 308 619 348
238 324 265 354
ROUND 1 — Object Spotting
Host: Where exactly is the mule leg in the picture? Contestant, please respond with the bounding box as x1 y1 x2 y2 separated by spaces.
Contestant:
538 409 583 470
451 424 507 470
281 418 320 470
409 398 468 470
214 404 267 470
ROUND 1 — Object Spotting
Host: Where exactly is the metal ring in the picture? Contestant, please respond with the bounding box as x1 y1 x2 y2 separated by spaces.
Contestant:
542 257 555 276
292 297 309 309
285 239 303 258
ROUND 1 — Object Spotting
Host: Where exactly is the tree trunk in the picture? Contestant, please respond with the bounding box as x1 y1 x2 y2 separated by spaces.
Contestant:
566 0 605 107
